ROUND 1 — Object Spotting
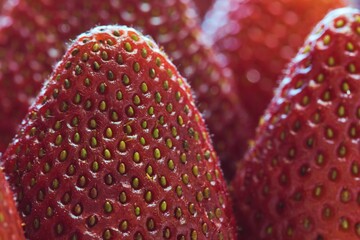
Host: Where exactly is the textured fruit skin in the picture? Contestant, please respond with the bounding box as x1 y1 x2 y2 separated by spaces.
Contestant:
0 0 250 179
232 8 360 240
203 0 347 127
0 160 25 240
2 25 236 239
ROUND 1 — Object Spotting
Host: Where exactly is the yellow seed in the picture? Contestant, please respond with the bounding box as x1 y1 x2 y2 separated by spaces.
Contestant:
133 95 141 105
91 161 99 172
133 62 140 73
154 148 161 159
327 57 335 66
155 92 161 103
55 135 63 145
80 148 87 159
156 57 161 66
93 61 100 70
160 200 167 212
122 74 130 85
133 152 140 163
92 43 100 52
149 68 156 78
346 42 355 52
104 201 113 213
140 137 146 145
168 160 175 170
192 166 199 177
316 73 325 83
134 206 141 216
99 101 107 111
59 150 68 161
116 91 123 100
104 149 111 159
118 163 126 174
145 191 152 203
132 178 140 189
141 48 147 58
340 217 350 230
160 176 167 187
120 220 128 231
323 35 331 45
348 63 356 73
90 137 97 147
153 128 160 139
75 65 82 75
105 128 113 138
182 174 189 185
101 51 109 60
335 103 345 116
177 116 184 126
335 19 345 28
141 82 148 93
124 42 132 52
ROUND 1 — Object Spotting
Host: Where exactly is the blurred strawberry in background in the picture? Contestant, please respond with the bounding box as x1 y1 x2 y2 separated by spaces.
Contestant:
203 0 348 128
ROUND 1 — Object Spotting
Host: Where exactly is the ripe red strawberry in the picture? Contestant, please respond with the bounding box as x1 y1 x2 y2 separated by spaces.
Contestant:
0 158 25 239
0 0 250 180
232 8 360 239
203 0 347 127
1 25 236 239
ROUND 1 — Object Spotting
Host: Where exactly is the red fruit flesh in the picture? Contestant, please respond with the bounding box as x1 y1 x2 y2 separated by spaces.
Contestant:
2 25 236 239
203 0 347 126
0 162 24 239
0 0 250 180
232 7 360 239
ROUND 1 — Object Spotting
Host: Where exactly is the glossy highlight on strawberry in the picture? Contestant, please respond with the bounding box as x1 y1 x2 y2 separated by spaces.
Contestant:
2 25 236 239
232 7 360 239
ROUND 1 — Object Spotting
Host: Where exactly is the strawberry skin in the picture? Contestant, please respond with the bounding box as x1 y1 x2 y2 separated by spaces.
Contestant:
203 0 347 127
0 0 250 179
232 8 360 239
0 161 24 240
2 25 236 239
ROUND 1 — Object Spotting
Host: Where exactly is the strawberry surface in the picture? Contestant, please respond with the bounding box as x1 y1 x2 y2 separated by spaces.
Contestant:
2 25 236 239
232 7 360 239
0 0 250 179
203 0 347 127
0 161 24 240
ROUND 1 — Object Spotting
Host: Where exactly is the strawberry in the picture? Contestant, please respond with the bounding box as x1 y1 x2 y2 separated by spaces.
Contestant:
193 0 215 19
0 157 25 240
1 25 236 239
0 0 250 180
203 0 347 127
232 7 360 239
